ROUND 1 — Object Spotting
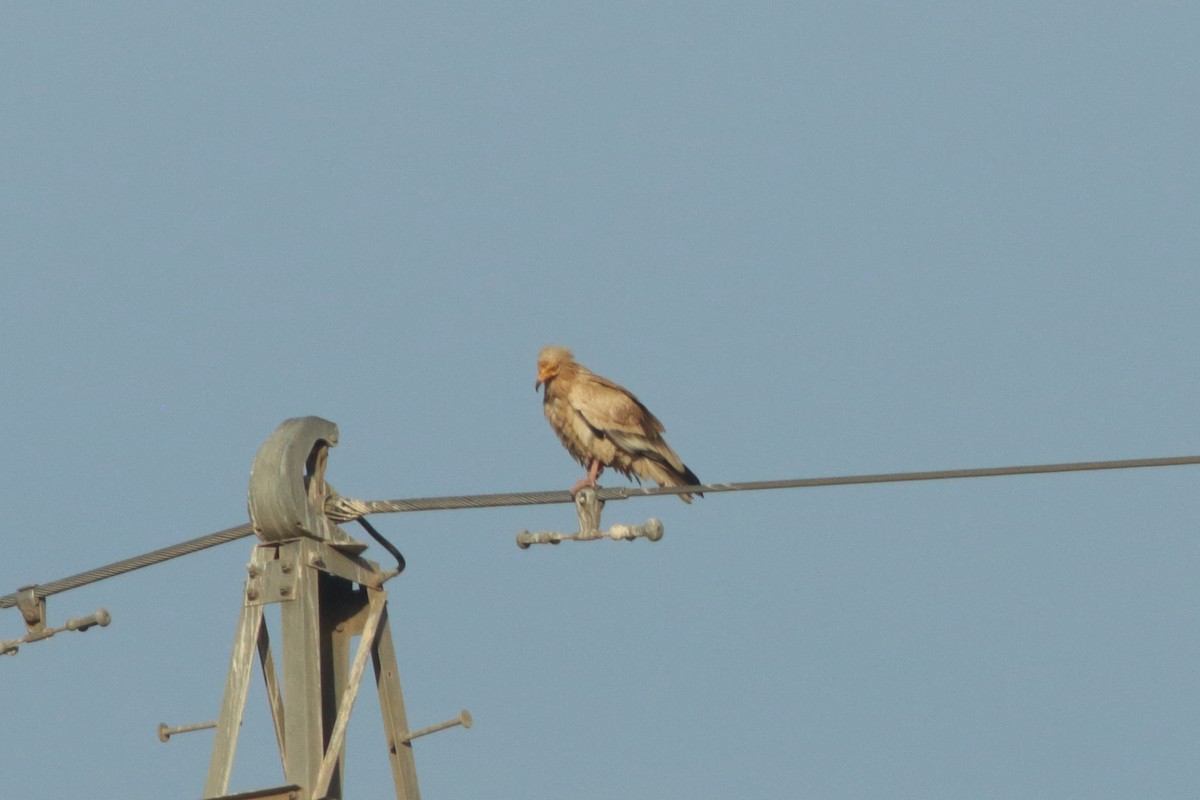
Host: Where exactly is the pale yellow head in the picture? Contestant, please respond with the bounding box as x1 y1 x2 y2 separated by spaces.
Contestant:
535 345 575 389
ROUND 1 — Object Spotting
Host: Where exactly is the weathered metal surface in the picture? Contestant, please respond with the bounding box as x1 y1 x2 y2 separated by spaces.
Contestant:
265 552 300 604
64 609 111 631
206 785 301 800
202 529 419 800
1 603 111 653
312 590 386 799
16 586 45 633
158 719 217 742
281 542 325 796
205 600 264 797
247 416 365 552
400 709 472 743
323 578 356 798
301 537 386 589
257 618 287 774
516 488 664 547
575 488 603 537
373 603 422 800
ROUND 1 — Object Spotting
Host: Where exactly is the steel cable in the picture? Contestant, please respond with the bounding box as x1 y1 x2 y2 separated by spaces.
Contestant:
3 454 1197 609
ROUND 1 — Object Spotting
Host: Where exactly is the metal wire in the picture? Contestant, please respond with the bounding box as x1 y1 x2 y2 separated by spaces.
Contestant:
357 517 406 575
361 454 1200 511
0 524 255 609
3 453 1197 609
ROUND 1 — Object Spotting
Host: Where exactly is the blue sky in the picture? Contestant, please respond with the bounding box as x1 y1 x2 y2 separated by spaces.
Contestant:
2 3 1198 798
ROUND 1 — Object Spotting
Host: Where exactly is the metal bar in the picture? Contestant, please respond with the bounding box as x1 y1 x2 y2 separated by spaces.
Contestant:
207 785 300 800
312 590 386 800
256 616 287 775
321 576 355 799
400 710 472 743
281 541 324 794
373 603 421 800
204 600 264 797
305 539 387 589
159 719 218 742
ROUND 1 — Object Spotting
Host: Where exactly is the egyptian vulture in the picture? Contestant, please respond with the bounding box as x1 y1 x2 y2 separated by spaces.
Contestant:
535 345 701 502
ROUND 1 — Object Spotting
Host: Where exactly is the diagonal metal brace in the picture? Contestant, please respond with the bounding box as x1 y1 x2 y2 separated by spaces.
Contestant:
516 488 664 548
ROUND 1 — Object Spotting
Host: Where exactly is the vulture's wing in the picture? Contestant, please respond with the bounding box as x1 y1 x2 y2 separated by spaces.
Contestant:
567 372 687 473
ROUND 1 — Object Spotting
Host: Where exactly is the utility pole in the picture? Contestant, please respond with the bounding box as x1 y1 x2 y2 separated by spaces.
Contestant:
6 414 1195 797
203 417 426 800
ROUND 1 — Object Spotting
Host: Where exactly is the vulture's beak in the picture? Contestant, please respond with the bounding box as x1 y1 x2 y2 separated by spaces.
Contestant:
534 378 542 392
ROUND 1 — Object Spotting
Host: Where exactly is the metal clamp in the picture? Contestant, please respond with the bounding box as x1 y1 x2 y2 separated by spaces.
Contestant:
516 488 664 548
247 416 366 553
1 590 111 655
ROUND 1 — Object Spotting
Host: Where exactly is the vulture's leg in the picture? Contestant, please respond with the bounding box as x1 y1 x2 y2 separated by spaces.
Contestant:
570 459 605 494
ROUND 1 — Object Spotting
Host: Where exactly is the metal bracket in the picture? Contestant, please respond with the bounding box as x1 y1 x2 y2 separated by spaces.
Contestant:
244 539 389 608
516 488 665 548
245 553 300 606
1 589 111 656
248 416 366 553
16 586 46 634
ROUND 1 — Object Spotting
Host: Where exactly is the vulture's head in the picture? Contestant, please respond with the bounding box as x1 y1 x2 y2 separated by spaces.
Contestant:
535 345 574 390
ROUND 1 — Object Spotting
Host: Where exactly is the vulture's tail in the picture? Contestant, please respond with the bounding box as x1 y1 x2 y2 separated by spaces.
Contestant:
640 459 704 504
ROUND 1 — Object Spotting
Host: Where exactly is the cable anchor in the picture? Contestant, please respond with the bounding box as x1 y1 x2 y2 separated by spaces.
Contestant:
1 586 111 655
516 488 664 548
247 416 367 553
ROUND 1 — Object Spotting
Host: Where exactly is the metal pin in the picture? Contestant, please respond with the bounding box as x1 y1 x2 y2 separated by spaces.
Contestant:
400 709 473 743
157 719 218 743
65 608 111 632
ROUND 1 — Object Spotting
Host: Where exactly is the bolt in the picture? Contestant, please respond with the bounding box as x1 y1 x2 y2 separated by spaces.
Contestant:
400 709 473 743
246 588 260 601
158 719 217 743
279 586 291 597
